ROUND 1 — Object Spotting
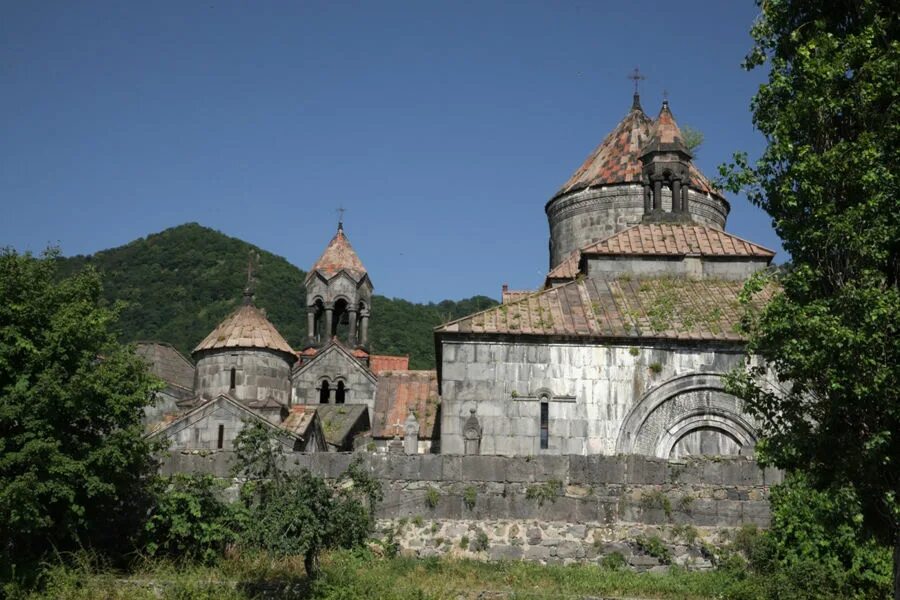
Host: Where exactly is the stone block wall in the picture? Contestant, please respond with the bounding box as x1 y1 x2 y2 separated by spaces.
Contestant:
439 341 754 458
194 348 293 406
546 184 729 269
160 452 780 568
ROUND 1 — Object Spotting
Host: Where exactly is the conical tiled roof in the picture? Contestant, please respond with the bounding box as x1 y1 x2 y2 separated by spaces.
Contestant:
193 303 294 356
641 100 691 157
556 100 653 197
306 224 367 283
553 96 721 199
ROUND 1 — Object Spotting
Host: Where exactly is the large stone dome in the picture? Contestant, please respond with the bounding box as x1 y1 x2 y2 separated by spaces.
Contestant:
545 94 729 270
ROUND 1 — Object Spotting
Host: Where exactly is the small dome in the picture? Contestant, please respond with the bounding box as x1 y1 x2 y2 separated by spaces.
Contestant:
193 304 294 356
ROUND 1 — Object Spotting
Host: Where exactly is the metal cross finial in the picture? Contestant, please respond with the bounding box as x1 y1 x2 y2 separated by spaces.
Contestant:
337 206 346 230
627 67 646 94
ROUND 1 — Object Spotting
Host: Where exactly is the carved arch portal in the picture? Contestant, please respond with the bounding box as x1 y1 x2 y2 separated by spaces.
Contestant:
616 373 757 459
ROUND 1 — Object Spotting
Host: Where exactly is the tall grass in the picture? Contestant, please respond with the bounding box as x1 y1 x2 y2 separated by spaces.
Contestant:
9 549 768 600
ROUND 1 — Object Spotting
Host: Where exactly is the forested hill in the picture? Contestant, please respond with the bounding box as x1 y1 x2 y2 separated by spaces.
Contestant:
57 223 497 369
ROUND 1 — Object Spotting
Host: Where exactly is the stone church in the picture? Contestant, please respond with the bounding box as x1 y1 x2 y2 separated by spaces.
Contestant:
435 92 775 459
142 223 439 455
143 91 775 461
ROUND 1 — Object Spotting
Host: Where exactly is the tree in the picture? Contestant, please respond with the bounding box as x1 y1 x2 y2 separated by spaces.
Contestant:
0 248 160 577
232 422 382 577
719 0 900 596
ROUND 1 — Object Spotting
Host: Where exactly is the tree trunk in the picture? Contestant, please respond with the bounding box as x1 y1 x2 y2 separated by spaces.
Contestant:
304 550 319 580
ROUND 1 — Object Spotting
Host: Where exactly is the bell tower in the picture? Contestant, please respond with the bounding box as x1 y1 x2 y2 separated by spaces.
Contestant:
304 220 373 349
640 99 694 223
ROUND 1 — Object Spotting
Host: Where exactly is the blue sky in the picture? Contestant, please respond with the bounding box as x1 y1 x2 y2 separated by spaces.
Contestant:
1 1 776 303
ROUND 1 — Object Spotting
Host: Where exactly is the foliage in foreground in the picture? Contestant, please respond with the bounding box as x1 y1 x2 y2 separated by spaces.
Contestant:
9 549 768 600
144 422 382 578
0 248 160 579
718 0 900 593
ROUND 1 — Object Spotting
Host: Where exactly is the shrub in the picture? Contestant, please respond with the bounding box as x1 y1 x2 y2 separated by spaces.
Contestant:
600 551 627 570
639 489 672 520
463 486 477 511
629 347 640 356
525 480 562 507
471 530 489 552
459 536 469 550
232 425 383 578
425 486 440 509
635 535 671 564
144 474 241 564
648 362 663 374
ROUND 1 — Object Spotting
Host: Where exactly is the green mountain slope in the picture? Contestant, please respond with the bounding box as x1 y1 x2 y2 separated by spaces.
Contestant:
58 223 496 369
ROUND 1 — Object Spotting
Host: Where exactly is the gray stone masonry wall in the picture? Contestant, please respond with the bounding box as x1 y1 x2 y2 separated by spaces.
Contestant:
439 341 755 458
194 348 293 406
546 184 729 269
160 452 779 569
292 346 376 413
585 255 770 281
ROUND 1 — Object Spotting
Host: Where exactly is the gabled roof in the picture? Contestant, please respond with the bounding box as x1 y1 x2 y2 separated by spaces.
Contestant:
545 224 775 285
547 250 582 281
315 404 370 447
147 393 303 443
372 370 440 440
193 303 294 357
552 96 721 200
135 341 195 391
280 405 321 439
436 276 776 343
292 339 377 383
306 224 368 283
581 223 775 258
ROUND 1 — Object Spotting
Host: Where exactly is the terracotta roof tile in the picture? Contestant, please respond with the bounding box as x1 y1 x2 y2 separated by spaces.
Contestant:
436 276 777 342
547 249 581 280
554 99 720 199
280 405 318 438
581 224 776 258
193 303 294 356
307 225 367 283
641 101 689 155
369 354 409 374
372 370 439 440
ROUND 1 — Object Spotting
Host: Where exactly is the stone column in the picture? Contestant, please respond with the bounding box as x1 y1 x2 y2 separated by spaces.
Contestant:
404 407 419 455
324 305 333 341
347 308 358 346
653 178 663 211
671 178 682 213
359 312 369 347
307 307 317 345
682 184 690 214
643 183 652 214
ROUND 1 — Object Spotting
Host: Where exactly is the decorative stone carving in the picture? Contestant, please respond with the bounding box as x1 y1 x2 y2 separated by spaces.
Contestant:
404 407 419 455
463 408 482 455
